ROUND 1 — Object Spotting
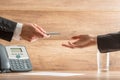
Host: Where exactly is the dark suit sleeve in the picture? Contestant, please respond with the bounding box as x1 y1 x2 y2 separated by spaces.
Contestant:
0 17 17 41
97 32 120 53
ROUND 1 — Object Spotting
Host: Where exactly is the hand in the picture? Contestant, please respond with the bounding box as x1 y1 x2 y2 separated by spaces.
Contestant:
20 23 49 42
62 35 97 48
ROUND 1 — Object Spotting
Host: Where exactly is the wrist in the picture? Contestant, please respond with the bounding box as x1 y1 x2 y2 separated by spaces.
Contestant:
90 36 97 45
12 23 23 40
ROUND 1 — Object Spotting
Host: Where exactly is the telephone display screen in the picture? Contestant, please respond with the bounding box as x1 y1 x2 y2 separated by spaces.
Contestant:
6 46 29 59
11 48 22 52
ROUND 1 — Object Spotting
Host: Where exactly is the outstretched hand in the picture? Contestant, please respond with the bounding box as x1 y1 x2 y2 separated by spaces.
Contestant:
20 23 50 42
62 35 97 48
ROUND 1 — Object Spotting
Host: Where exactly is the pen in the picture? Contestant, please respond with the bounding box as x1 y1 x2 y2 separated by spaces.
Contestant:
46 32 60 35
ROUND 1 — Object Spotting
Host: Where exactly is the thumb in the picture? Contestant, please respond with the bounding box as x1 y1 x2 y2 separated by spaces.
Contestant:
72 35 81 39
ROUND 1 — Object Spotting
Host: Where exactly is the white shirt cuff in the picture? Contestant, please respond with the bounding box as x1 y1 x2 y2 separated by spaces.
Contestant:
12 23 23 40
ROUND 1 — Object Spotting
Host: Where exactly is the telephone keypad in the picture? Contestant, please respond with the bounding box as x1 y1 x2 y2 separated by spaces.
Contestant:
9 59 32 71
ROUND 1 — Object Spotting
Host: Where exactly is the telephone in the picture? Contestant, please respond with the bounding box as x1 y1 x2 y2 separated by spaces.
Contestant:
0 44 32 73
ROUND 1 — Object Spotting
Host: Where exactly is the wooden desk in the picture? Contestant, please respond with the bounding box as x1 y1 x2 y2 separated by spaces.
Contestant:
0 71 120 80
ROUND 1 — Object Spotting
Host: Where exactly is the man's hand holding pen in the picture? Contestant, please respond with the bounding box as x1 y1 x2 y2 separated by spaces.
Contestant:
20 23 60 42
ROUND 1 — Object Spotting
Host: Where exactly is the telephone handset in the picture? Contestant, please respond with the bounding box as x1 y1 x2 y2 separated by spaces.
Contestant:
0 44 32 73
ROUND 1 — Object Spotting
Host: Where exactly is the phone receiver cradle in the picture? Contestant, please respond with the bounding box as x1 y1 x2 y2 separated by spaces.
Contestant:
0 44 10 73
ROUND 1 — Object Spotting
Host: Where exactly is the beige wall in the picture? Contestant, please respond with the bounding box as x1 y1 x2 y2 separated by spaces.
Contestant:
0 0 120 71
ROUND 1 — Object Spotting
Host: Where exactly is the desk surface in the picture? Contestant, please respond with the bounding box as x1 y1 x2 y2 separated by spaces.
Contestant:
0 71 120 80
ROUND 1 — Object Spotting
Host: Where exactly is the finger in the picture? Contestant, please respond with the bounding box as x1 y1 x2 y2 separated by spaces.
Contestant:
72 36 80 39
73 42 91 48
27 36 39 42
62 44 71 48
62 42 73 48
72 35 88 39
72 35 84 39
62 44 74 48
34 28 49 38
69 42 79 48
38 27 50 38
30 38 39 42
34 30 44 37
37 26 47 34
72 40 79 44
33 24 46 33
68 42 76 48
34 26 49 38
